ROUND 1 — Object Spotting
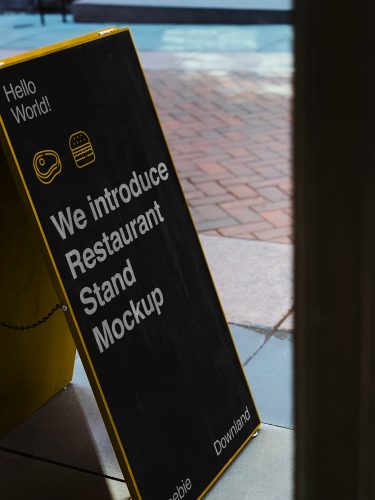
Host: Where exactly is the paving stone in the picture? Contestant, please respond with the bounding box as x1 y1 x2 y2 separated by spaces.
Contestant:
253 200 291 211
219 221 272 237
196 217 239 231
226 184 259 199
219 196 266 208
256 186 289 203
229 324 266 365
253 226 292 243
200 235 293 327
195 204 229 220
189 194 235 207
261 210 291 227
199 181 227 196
226 207 263 223
245 334 293 429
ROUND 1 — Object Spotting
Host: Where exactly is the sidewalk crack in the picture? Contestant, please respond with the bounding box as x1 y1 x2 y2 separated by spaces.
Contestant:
241 305 294 367
272 305 294 332
242 329 274 367
0 446 126 484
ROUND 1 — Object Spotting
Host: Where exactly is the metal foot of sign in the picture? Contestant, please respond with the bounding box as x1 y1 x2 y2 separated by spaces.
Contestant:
0 28 260 499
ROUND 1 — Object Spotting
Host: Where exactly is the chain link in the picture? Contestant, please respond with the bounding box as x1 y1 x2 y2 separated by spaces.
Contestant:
0 304 67 331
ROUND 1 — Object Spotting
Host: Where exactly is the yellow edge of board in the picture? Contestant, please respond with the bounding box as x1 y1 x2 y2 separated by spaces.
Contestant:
0 28 262 499
0 26 127 69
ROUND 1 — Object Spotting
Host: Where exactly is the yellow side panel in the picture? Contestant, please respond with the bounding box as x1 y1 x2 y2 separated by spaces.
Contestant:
0 148 76 438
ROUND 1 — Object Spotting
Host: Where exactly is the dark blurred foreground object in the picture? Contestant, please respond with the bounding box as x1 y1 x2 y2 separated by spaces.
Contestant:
0 0 31 10
72 0 292 24
0 0 72 23
294 0 375 498
35 0 68 24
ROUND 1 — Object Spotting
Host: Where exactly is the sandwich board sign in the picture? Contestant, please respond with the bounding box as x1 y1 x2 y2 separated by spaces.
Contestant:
0 28 260 499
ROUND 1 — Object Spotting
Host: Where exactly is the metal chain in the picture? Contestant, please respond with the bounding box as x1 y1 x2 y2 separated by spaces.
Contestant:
1 301 293 333
0 304 67 331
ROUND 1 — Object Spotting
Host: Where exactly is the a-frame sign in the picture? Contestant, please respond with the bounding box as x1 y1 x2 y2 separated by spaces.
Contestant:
0 28 260 499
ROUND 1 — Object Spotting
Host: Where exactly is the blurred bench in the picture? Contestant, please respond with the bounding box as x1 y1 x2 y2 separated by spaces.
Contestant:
35 0 68 24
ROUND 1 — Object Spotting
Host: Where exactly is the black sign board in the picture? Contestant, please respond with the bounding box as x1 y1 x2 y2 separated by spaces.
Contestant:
0 29 260 499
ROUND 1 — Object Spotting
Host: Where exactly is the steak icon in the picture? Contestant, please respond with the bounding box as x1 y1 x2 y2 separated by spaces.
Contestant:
33 150 62 184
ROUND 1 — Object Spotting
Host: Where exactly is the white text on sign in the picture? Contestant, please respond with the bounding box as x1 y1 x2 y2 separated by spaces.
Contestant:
2 79 52 124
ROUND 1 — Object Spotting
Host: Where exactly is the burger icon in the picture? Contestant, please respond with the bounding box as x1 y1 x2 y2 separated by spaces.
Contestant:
33 150 62 184
69 130 95 168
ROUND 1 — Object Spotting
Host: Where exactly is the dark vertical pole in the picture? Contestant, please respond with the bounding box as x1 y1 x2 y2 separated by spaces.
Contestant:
61 0 67 23
294 1 375 499
37 0 45 26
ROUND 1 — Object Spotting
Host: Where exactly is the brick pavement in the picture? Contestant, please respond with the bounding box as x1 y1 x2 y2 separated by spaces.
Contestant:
147 69 292 244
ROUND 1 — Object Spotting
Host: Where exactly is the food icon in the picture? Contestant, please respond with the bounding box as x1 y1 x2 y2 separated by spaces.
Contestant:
69 130 95 168
33 150 62 184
